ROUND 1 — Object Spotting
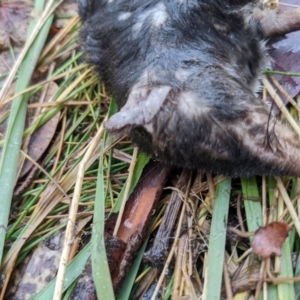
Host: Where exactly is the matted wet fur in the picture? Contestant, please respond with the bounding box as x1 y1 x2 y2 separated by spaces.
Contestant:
79 0 300 177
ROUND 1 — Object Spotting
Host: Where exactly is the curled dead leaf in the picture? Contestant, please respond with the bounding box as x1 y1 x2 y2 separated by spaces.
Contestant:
251 221 291 259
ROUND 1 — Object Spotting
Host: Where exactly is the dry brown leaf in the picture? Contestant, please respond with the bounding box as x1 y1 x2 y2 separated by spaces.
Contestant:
251 221 291 258
6 231 65 299
6 216 92 299
0 1 32 50
19 81 60 178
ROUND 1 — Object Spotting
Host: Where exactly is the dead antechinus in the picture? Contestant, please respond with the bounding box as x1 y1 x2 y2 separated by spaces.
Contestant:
79 0 300 177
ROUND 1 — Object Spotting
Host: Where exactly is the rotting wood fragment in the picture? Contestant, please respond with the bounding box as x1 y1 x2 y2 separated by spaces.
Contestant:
143 169 192 268
104 161 171 291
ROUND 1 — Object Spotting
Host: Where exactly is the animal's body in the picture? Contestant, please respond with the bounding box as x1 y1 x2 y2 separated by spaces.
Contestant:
79 0 300 177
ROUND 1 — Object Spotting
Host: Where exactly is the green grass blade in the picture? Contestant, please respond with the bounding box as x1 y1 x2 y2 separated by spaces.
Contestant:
265 285 278 300
163 274 174 300
0 0 54 265
264 176 279 299
277 238 295 300
203 177 231 300
92 137 115 299
241 177 262 233
276 178 297 300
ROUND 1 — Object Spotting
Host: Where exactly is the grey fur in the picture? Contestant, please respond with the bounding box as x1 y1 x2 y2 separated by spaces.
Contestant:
79 0 300 177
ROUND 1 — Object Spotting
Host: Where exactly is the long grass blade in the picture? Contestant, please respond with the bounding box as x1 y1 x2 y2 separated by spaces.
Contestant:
0 0 54 265
203 177 231 300
241 177 262 233
92 136 115 299
277 238 295 300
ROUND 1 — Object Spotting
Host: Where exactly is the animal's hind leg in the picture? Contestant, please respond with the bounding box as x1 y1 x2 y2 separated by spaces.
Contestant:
253 6 300 38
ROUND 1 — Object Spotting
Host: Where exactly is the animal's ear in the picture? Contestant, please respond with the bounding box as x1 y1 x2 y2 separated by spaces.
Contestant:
104 86 171 135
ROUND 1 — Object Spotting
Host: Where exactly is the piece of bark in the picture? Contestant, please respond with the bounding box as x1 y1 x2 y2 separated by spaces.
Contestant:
104 161 171 291
116 162 171 243
143 169 191 268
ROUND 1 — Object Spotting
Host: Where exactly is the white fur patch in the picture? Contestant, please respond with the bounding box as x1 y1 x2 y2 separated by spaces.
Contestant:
132 3 168 38
177 91 211 118
118 12 132 21
151 3 168 27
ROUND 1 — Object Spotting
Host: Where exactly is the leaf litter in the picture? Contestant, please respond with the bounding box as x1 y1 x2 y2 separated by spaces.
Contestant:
251 222 292 258
271 0 300 100
0 0 32 50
